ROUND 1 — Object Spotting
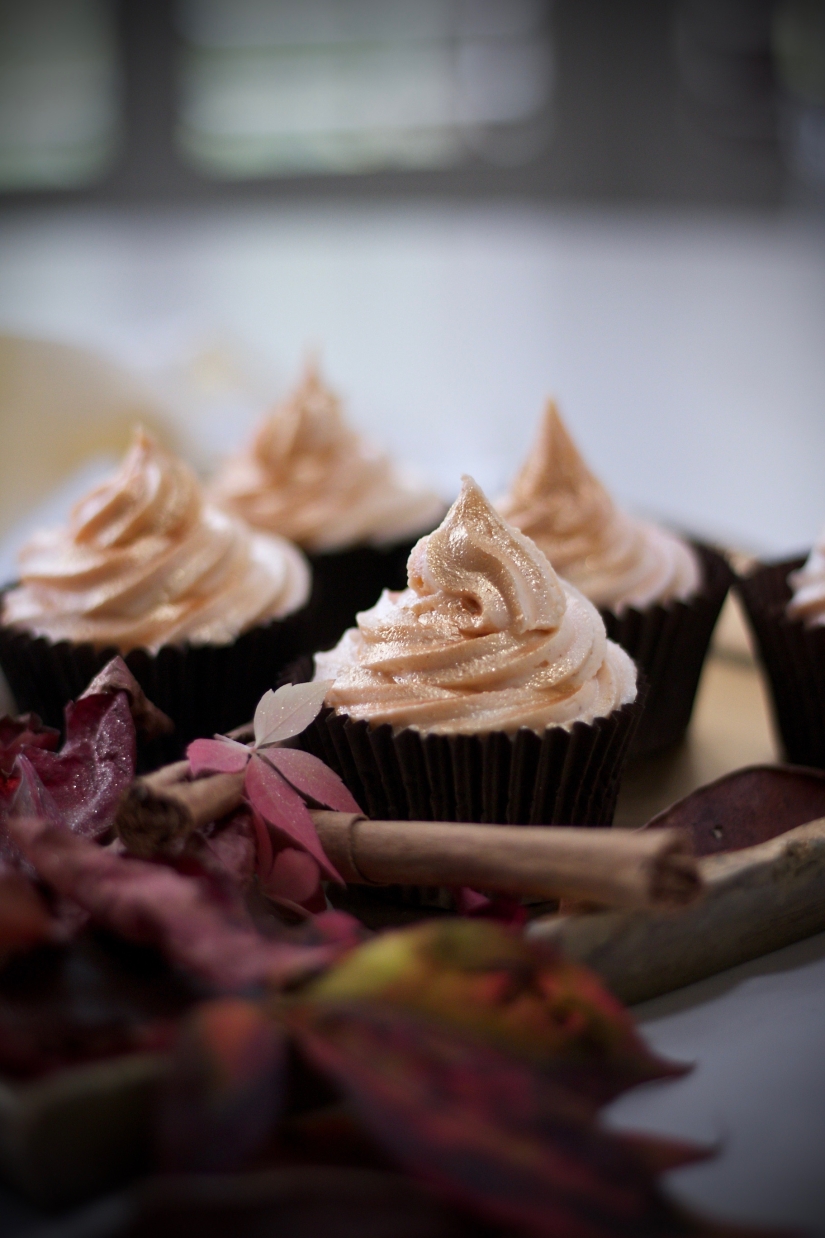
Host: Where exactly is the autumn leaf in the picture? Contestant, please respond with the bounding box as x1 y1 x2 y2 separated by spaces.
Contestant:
158 998 287 1173
308 920 685 1103
288 1001 717 1238
253 681 333 749
188 736 251 776
245 754 343 885
262 747 361 814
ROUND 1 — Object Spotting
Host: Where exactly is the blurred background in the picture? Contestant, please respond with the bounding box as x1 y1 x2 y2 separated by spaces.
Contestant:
0 0 823 570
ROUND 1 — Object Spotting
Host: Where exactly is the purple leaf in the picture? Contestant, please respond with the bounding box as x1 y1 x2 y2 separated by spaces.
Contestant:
244 754 343 885
262 748 362 814
22 692 137 840
6 815 342 993
188 737 250 776
252 681 333 748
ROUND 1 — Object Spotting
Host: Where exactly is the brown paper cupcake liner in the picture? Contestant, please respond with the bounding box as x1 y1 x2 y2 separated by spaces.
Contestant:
601 542 734 758
307 535 425 654
0 594 316 767
736 555 825 770
284 658 644 908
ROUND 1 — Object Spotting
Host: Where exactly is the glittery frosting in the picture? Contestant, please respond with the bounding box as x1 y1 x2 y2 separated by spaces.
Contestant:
211 363 444 553
787 528 825 627
2 429 310 654
314 476 637 735
497 401 701 614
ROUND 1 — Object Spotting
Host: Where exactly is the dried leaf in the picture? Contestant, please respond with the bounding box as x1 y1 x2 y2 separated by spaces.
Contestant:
309 920 684 1104
188 736 251 777
245 754 343 885
289 1002 716 1238
81 656 174 739
6 816 341 992
263 748 362 814
644 764 825 856
253 681 333 749
158 998 287 1173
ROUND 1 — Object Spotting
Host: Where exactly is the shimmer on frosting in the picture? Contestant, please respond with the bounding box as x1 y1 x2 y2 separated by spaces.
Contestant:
211 363 444 553
2 430 310 654
313 476 637 736
497 401 701 614
787 529 825 627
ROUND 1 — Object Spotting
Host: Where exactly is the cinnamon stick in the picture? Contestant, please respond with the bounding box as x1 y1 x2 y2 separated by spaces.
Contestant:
115 768 700 909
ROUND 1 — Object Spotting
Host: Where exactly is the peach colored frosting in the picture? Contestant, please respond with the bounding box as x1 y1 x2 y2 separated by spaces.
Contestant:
497 402 701 614
314 477 637 735
787 529 825 627
211 364 444 554
2 430 310 654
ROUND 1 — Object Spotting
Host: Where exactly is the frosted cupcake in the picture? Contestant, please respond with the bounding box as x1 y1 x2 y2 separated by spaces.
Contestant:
211 362 444 651
0 430 312 752
497 402 733 756
737 529 825 769
302 477 641 827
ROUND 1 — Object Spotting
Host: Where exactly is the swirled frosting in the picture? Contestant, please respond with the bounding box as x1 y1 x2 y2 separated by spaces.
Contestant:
314 477 637 735
787 528 825 627
497 402 701 614
2 430 310 654
211 363 444 553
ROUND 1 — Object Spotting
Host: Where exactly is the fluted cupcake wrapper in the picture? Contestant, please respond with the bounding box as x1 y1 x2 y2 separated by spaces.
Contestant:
736 555 825 771
601 542 734 758
0 592 317 767
299 695 643 910
307 535 429 654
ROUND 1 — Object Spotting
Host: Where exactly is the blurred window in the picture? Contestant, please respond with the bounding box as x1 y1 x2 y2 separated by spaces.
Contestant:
0 0 119 191
176 0 553 178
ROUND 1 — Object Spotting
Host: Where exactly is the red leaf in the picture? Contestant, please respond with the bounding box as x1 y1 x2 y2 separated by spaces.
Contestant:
260 847 323 905
158 998 286 1173
6 816 342 992
0 865 55 954
22 692 136 839
263 748 362 814
0 714 59 778
290 1002 717 1238
245 754 343 885
188 736 250 776
251 806 274 881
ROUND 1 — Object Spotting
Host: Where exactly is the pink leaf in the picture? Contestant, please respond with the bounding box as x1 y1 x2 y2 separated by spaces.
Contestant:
252 681 332 748
263 748 362 814
188 737 250 777
250 807 274 882
260 848 322 905
244 754 343 885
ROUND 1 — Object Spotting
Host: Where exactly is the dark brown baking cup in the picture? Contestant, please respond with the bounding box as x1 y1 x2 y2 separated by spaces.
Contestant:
600 542 734 758
736 554 825 770
307 533 432 655
0 593 315 766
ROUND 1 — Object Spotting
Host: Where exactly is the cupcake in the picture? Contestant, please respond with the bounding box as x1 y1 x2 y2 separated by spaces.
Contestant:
496 402 733 757
736 530 825 769
303 476 642 831
211 362 444 652
0 429 312 755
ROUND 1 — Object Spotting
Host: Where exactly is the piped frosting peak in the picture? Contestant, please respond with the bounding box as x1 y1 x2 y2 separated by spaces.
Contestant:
3 429 310 653
787 527 825 627
212 362 444 553
314 477 636 736
498 401 701 613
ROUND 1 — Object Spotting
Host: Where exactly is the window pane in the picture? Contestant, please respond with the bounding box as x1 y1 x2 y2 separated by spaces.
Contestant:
0 0 119 191
177 0 553 178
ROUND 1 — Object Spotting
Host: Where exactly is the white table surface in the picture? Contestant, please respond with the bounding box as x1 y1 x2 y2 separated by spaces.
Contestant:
0 200 824 1235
